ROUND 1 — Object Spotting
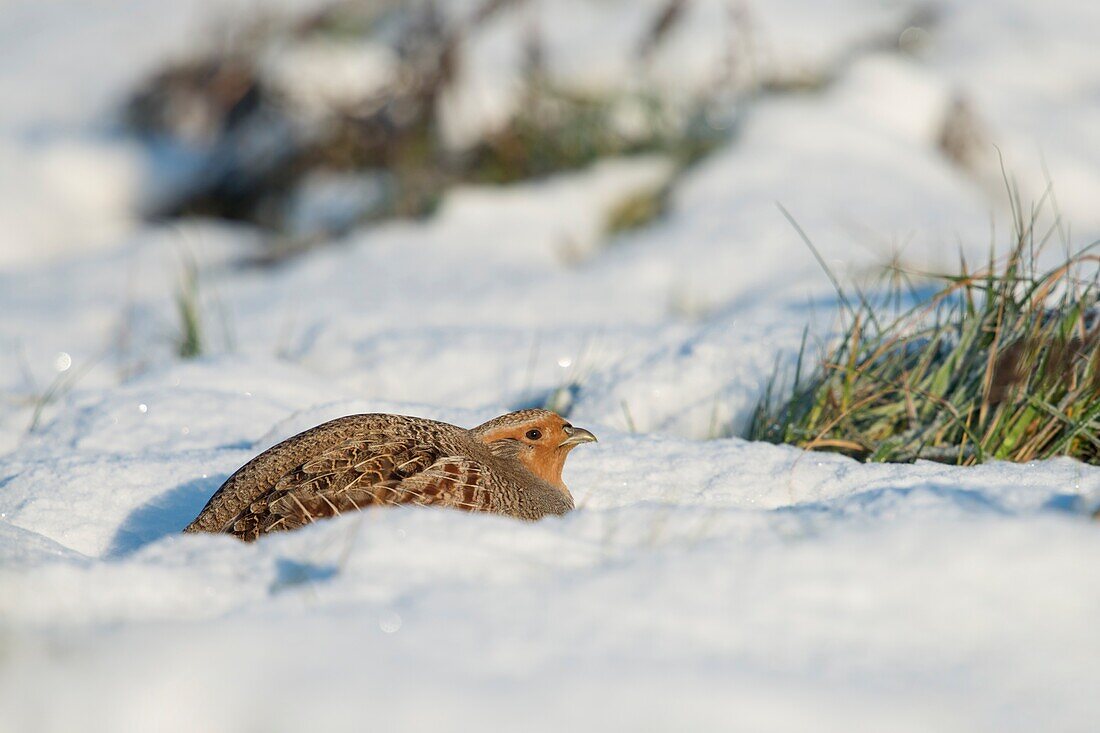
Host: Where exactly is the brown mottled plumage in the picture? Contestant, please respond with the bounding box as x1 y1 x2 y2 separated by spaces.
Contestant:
183 409 597 541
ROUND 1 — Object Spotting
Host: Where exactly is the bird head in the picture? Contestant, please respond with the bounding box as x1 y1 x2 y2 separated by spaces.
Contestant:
471 409 597 492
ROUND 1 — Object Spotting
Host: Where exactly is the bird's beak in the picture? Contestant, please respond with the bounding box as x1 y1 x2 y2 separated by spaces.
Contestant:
559 426 598 448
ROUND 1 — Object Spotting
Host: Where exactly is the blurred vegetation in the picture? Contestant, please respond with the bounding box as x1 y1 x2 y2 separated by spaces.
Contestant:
603 183 670 236
749 195 1100 466
468 84 717 185
125 0 727 252
174 256 204 359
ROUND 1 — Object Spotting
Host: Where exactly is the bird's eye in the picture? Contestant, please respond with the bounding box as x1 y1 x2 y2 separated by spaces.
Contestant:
525 429 542 441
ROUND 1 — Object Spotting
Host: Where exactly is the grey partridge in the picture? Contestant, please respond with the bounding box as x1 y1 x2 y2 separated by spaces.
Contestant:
184 409 597 541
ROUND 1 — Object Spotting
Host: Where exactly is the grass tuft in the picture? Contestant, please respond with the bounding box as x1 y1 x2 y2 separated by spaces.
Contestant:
749 200 1100 466
175 256 204 359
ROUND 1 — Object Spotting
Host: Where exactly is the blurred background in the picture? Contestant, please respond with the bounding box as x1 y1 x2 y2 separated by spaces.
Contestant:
2 0 1099 445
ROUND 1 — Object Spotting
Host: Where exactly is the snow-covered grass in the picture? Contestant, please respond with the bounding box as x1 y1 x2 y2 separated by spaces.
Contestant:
2 1 1100 731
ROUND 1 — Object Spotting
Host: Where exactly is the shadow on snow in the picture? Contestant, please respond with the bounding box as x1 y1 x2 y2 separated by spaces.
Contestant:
107 474 225 557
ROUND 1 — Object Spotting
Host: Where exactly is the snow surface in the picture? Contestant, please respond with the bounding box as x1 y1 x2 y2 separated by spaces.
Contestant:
2 1 1100 731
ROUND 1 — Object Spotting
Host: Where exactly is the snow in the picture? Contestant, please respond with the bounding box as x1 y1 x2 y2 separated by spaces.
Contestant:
930 1 1100 232
2 0 1100 731
260 38 402 119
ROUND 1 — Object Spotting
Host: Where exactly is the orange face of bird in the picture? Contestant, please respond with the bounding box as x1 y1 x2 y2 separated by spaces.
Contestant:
474 410 597 490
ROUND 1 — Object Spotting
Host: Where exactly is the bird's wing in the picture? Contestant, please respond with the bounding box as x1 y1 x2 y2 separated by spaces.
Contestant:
394 456 495 512
227 436 493 540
